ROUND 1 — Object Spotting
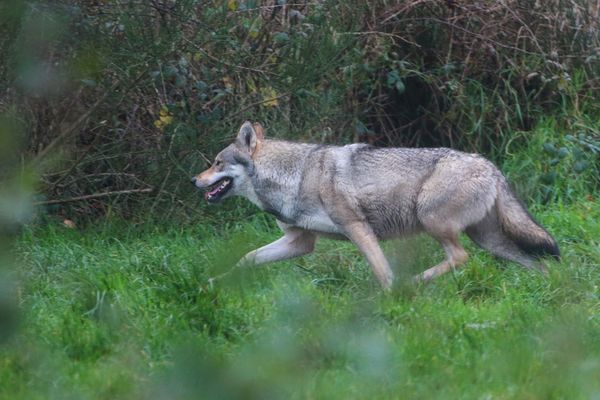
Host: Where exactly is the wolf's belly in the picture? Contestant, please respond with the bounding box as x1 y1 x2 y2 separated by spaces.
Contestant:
362 212 422 240
294 211 341 235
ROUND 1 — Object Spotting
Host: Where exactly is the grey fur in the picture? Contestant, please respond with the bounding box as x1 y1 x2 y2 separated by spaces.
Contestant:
193 122 559 289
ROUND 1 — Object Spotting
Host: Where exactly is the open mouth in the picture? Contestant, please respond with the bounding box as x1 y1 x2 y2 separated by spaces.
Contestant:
205 177 233 203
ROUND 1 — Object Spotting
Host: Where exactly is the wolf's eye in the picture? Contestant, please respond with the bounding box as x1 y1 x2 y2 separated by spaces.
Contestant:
215 160 222 167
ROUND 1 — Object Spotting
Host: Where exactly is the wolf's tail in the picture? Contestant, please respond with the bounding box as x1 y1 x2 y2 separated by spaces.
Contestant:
496 180 560 259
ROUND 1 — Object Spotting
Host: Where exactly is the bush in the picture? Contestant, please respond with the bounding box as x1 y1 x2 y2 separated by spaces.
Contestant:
0 0 598 221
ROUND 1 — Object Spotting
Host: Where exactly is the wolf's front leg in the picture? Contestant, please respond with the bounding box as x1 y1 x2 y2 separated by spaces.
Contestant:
237 224 317 267
343 222 394 290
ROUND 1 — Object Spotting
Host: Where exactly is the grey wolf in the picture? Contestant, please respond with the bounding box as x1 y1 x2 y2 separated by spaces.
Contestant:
192 122 559 289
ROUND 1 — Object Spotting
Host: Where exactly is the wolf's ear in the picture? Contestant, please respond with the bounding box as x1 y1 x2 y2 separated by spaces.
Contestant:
252 122 265 141
236 121 262 154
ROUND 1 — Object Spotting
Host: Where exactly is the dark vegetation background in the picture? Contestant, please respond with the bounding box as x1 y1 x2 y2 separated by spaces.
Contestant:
1 0 598 225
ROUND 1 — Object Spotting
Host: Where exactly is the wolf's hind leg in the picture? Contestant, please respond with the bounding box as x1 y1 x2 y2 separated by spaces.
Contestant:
237 224 317 267
414 232 469 282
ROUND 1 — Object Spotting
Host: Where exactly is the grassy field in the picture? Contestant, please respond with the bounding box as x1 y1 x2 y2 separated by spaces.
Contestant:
1 194 598 399
2 119 599 399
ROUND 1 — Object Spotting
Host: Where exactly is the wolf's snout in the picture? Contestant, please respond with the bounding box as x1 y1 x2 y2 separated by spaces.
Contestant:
191 177 197 186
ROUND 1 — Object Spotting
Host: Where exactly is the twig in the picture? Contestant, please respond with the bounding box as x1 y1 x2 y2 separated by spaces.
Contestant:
381 0 433 25
335 31 421 48
182 38 276 76
50 172 140 189
49 121 106 190
232 3 317 14
398 17 545 56
33 188 153 206
149 167 172 215
226 94 289 121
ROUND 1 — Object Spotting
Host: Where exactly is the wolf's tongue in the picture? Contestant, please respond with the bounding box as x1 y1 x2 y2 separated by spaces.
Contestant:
208 186 221 196
205 188 219 200
205 180 228 200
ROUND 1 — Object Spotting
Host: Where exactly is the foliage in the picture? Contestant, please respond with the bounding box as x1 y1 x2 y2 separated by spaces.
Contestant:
502 117 599 204
0 0 598 220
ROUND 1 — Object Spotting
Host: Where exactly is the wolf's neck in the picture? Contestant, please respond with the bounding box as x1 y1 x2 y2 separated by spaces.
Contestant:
256 139 320 174
249 140 318 220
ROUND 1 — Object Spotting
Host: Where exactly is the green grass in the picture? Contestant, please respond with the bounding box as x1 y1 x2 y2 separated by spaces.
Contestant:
1 196 599 399
2 117 599 399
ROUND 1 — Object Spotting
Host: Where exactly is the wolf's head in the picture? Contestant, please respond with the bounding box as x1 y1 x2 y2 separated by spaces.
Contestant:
191 121 264 203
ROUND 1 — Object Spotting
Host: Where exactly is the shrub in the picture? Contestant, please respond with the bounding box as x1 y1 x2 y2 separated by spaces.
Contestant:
0 0 598 220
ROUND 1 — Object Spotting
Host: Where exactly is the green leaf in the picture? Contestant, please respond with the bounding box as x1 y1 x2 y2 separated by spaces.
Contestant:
395 79 406 94
165 65 178 78
386 70 400 88
175 74 187 88
557 147 569 158
81 79 96 87
573 161 589 173
542 143 557 155
442 63 456 73
273 32 289 43
194 81 208 91
572 148 585 160
540 171 557 184
355 120 372 136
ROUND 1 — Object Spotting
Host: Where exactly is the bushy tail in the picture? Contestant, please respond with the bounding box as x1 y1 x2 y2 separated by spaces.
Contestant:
496 180 560 260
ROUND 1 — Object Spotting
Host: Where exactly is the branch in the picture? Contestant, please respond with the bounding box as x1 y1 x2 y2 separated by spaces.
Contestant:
227 94 289 121
33 188 153 206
